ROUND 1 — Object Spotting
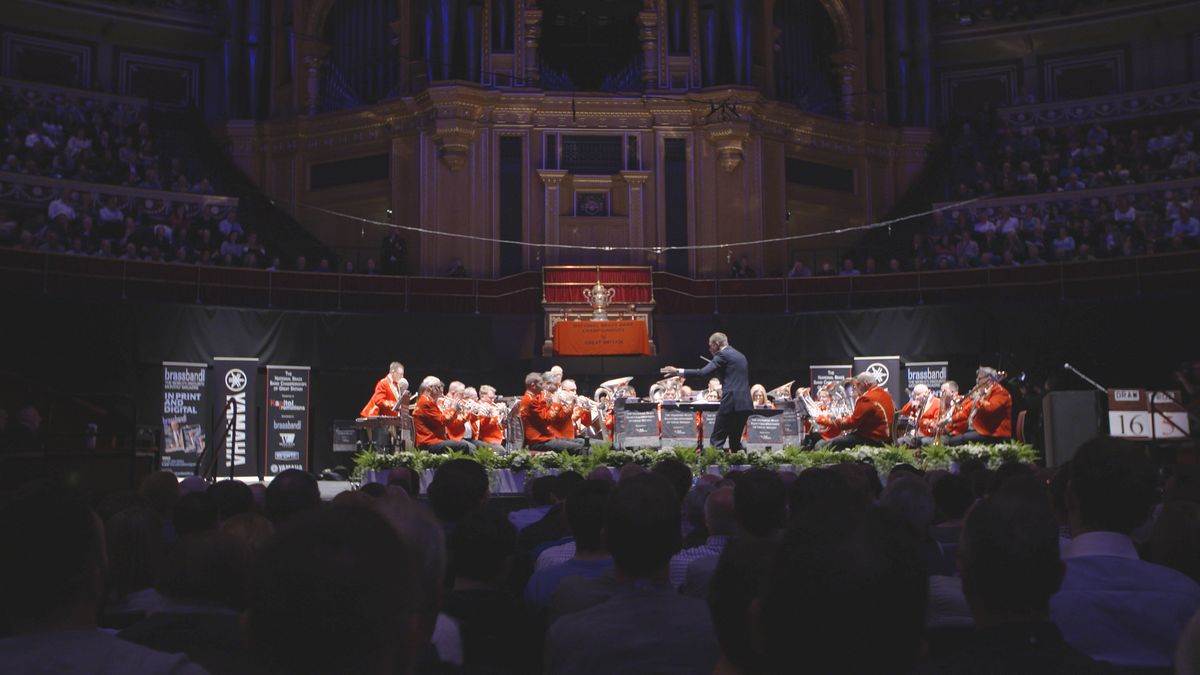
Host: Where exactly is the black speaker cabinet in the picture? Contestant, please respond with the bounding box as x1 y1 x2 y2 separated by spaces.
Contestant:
1043 390 1105 467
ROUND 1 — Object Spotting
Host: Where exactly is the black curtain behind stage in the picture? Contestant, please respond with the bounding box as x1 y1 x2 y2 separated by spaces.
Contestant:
2 293 1192 473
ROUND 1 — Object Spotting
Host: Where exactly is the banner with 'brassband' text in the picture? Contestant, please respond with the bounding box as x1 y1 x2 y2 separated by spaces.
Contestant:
161 362 207 477
265 366 311 476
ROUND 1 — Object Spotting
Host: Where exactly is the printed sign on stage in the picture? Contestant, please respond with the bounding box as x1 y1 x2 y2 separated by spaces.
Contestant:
212 357 260 478
265 366 310 476
615 400 661 449
1108 388 1191 440
854 356 903 404
161 362 207 477
661 406 699 446
904 361 948 393
701 411 718 448
776 400 802 446
744 410 784 451
810 364 852 389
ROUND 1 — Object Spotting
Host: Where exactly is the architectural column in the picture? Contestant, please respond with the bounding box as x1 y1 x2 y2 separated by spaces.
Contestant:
639 1 660 88
832 49 858 121
892 0 911 126
537 169 567 262
301 44 329 117
523 1 542 84
621 171 651 260
912 0 934 126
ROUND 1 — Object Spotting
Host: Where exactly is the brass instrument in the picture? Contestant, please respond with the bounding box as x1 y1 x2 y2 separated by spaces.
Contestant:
932 393 964 444
897 393 931 445
767 381 795 401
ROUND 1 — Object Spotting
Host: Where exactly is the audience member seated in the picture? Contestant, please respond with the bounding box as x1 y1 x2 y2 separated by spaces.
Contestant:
525 480 614 611
1050 437 1200 669
508 475 556 531
245 505 420 675
263 468 321 525
881 474 957 576
207 480 254 522
544 473 720 674
682 469 787 598
103 506 167 620
669 485 736 588
0 486 208 674
443 510 530 675
707 538 777 675
119 530 256 675
920 489 1110 674
427 458 490 530
759 507 927 675
171 492 218 537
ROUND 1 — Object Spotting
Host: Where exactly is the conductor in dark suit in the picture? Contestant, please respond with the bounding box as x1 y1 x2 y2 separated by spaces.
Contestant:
662 332 753 451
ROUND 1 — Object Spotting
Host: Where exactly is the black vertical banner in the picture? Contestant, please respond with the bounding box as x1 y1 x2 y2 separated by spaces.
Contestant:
161 362 208 477
212 357 260 478
853 356 903 404
265 365 311 476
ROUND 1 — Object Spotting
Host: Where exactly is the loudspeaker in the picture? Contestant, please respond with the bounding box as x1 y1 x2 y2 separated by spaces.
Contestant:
1043 390 1105 467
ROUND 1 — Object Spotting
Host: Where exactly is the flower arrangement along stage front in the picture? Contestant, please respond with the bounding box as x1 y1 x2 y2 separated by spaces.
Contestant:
352 442 1039 494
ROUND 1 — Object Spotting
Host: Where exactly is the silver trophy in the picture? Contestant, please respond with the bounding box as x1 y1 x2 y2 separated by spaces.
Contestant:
583 282 616 321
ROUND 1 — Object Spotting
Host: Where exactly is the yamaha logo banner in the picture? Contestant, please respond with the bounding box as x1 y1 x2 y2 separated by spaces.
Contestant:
212 357 260 478
265 365 311 476
161 362 208 477
853 356 903 403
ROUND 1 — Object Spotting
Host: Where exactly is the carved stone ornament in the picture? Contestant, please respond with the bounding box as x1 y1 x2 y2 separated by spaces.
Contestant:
706 121 752 173
432 120 477 171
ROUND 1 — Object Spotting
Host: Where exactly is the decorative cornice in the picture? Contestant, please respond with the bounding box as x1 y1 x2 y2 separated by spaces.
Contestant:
537 169 569 186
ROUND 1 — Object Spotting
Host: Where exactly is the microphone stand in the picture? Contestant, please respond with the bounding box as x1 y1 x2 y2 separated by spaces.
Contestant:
1063 363 1106 393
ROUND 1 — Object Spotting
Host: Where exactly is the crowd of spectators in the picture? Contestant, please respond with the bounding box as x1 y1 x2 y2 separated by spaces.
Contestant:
949 115 1199 201
4 437 1200 674
0 86 217 195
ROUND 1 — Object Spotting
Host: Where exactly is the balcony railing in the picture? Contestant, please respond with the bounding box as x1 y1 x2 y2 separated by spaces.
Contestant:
0 171 238 221
934 176 1200 214
995 81 1200 129
3 248 1197 314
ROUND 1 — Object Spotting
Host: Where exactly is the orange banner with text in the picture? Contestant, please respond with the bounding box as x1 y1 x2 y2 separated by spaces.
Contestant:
552 320 651 356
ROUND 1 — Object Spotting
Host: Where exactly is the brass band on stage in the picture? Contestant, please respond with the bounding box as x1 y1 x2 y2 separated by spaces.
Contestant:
355 363 1015 453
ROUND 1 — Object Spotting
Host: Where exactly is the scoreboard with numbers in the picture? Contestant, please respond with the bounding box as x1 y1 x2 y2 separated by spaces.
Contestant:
1107 389 1190 440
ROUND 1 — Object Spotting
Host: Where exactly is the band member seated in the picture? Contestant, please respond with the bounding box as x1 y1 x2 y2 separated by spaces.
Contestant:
558 379 596 438
814 372 895 450
443 381 470 443
750 384 774 409
896 384 941 447
945 367 1013 446
473 385 507 451
359 361 406 417
518 372 586 454
798 386 843 448
925 381 968 445
412 376 474 454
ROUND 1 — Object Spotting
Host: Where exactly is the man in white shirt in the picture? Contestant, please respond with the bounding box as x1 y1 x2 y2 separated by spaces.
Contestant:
1050 438 1200 669
48 192 78 223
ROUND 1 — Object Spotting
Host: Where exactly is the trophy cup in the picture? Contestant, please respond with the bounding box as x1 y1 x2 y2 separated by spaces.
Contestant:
583 282 616 321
